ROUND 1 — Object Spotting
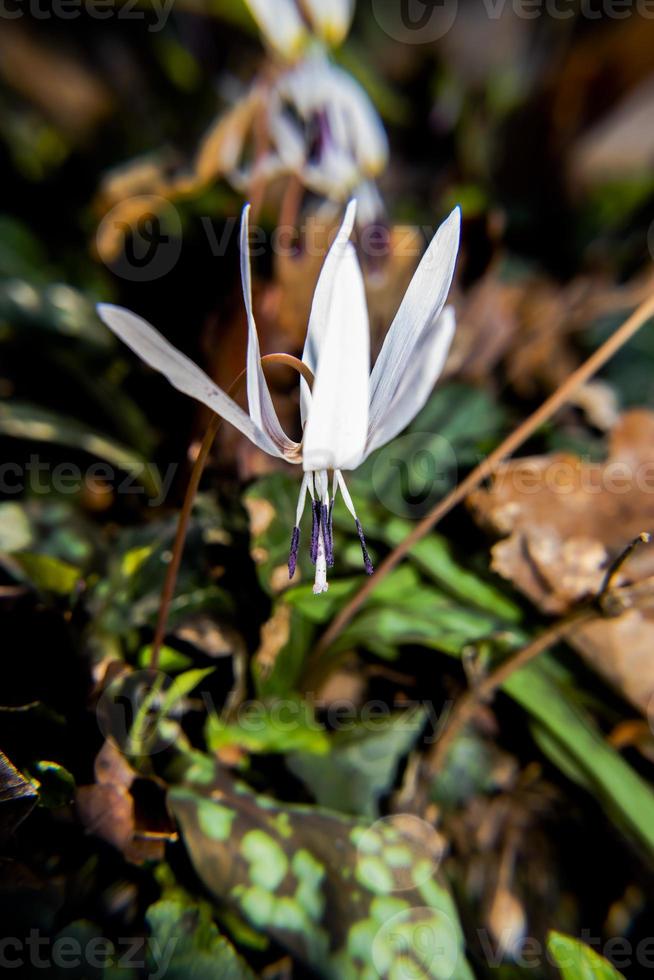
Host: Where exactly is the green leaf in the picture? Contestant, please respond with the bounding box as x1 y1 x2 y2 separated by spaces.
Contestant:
29 760 75 809
351 382 507 520
146 898 257 980
138 645 193 673
338 589 505 660
160 668 215 717
0 401 160 497
287 707 426 817
383 519 522 622
206 697 330 756
169 767 475 980
12 552 81 595
0 502 32 552
505 659 654 860
547 931 625 980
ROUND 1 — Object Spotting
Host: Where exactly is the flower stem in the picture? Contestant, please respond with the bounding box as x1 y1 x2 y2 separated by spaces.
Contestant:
149 414 221 671
302 291 654 688
148 353 313 672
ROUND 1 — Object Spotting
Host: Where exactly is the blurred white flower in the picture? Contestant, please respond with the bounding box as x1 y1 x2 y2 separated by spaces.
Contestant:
244 0 355 58
97 200 460 593
236 51 388 210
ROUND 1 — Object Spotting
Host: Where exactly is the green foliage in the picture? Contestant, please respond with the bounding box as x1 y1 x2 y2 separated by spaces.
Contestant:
146 898 257 980
547 931 625 980
505 659 654 860
169 768 475 980
206 697 330 756
287 707 426 817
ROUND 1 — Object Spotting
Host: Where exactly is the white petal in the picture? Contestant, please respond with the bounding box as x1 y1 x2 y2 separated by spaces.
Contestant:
240 206 299 457
326 68 389 176
96 303 281 457
302 0 355 45
300 199 357 424
302 242 370 471
353 181 385 227
243 0 307 59
365 306 456 458
368 207 460 434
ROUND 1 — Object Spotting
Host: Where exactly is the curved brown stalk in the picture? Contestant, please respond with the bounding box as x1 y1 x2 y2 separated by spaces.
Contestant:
426 606 596 776
301 292 654 687
149 353 313 671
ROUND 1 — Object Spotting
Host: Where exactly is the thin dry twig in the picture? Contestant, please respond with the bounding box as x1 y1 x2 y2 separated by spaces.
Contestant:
426 607 596 776
426 532 652 775
301 292 654 687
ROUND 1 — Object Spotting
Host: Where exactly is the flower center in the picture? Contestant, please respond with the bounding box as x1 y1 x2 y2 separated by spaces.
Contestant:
287 469 373 594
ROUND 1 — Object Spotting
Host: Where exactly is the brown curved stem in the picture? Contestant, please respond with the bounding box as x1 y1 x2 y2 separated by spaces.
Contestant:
301 292 654 687
149 353 313 671
426 606 597 776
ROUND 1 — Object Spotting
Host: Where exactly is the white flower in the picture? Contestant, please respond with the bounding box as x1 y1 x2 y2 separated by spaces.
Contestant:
244 0 355 58
97 200 460 594
235 51 388 214
302 0 356 46
243 0 307 61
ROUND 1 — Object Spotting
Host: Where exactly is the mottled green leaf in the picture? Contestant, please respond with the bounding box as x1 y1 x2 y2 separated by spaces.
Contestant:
548 931 625 980
169 766 475 980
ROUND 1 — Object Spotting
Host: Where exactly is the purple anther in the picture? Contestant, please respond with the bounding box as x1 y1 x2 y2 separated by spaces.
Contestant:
355 519 374 575
310 501 321 564
288 526 300 579
322 503 334 567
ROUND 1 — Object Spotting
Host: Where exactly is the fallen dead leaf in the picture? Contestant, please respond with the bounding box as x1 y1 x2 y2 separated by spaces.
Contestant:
0 751 38 840
254 603 291 678
470 410 654 714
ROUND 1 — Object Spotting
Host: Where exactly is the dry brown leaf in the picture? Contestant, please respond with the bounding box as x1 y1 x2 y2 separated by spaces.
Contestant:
470 410 654 714
569 76 654 188
254 603 291 679
0 751 38 840
77 740 172 865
